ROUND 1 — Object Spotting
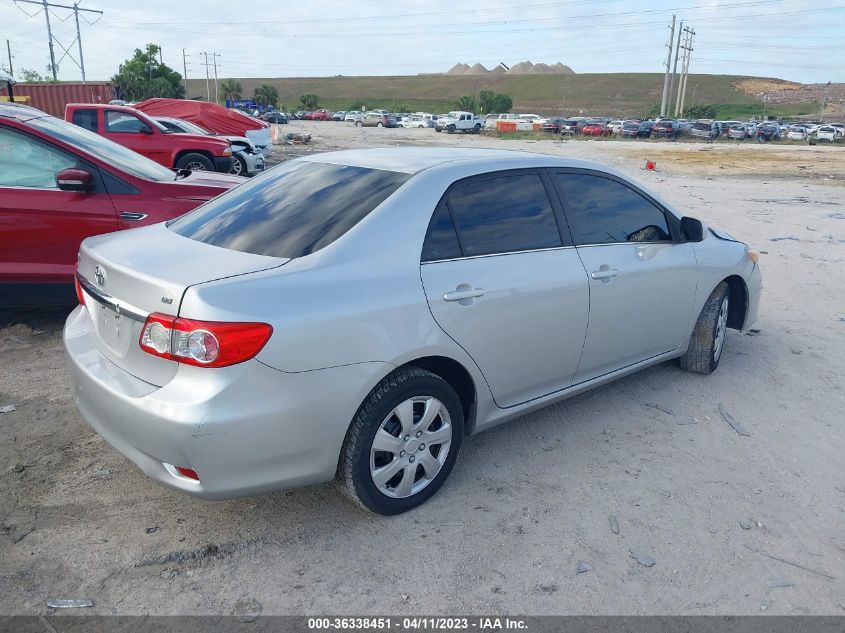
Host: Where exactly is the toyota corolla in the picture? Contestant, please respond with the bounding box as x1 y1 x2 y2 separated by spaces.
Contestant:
64 148 761 515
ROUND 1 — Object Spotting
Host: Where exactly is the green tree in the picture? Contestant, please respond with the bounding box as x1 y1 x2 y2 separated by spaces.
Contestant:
20 68 46 82
478 90 513 113
455 95 476 112
254 84 279 107
300 93 320 109
685 104 717 119
111 44 184 101
220 78 242 101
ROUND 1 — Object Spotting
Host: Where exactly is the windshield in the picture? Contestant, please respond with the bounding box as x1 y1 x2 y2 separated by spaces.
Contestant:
169 119 210 135
168 160 411 259
28 115 177 182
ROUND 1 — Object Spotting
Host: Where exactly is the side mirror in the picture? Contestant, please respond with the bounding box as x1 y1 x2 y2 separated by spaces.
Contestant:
681 216 704 242
56 168 94 193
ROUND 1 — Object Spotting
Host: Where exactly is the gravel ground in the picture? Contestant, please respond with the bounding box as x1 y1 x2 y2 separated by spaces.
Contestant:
1 122 844 616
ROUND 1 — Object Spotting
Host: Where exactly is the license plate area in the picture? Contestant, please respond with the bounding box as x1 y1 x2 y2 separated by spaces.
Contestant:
94 301 133 353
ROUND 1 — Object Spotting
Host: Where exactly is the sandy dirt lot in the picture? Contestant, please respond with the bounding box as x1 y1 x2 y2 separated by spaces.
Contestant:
2 122 844 616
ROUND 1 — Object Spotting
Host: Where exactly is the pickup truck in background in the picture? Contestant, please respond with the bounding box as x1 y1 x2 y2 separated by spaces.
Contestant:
65 103 233 173
434 111 484 134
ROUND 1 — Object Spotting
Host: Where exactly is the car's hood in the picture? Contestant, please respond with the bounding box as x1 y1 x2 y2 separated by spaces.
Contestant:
155 171 246 200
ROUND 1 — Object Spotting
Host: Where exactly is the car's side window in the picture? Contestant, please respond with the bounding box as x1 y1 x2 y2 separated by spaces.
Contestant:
422 202 462 262
0 127 78 189
71 109 98 133
553 173 672 246
446 172 562 257
105 111 150 134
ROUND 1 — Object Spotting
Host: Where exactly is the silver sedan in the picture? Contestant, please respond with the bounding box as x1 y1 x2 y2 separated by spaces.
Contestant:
64 148 762 515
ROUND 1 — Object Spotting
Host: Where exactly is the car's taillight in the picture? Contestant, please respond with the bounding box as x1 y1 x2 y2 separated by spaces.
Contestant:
139 313 272 368
74 266 85 305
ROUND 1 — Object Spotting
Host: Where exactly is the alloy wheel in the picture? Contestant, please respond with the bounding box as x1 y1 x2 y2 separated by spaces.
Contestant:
369 396 452 499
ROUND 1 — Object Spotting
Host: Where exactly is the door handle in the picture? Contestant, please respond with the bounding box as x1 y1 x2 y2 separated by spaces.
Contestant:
590 267 619 280
443 286 485 303
120 212 149 222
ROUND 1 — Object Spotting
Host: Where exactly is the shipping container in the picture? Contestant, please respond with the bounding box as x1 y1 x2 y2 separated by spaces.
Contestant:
0 82 115 118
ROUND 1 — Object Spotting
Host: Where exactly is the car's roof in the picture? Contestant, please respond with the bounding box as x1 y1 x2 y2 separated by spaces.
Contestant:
301 147 614 175
0 102 48 121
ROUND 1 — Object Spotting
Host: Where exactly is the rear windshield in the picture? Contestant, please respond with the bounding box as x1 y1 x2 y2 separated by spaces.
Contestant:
168 160 410 258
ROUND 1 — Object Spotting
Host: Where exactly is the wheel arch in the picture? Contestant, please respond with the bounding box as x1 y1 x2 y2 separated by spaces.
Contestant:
723 274 748 330
394 356 478 434
173 148 214 168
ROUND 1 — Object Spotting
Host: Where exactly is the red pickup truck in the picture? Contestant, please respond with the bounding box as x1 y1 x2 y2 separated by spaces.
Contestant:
1 102 243 306
65 103 233 173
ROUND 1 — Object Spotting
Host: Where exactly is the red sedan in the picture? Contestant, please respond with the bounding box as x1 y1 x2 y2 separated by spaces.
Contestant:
0 103 245 306
581 123 611 137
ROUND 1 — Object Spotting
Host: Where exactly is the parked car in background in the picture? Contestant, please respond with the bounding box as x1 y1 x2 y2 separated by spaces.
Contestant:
517 114 547 125
64 147 761 514
262 112 288 124
399 116 433 128
345 111 362 122
786 126 808 141
331 111 347 121
728 124 751 140
815 126 838 142
581 122 610 137
0 102 243 306
689 121 719 141
154 116 264 177
607 120 625 135
756 122 781 142
66 104 233 173
355 112 395 128
652 119 682 139
621 120 642 138
541 117 567 133
307 109 333 121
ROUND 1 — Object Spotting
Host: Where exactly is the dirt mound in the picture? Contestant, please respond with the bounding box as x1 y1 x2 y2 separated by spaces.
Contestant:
446 63 470 76
489 64 507 74
552 62 576 74
734 78 801 96
508 61 534 75
465 63 490 75
529 63 556 75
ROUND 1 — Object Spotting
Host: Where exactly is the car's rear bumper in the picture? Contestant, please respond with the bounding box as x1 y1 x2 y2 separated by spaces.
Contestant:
63 306 387 499
213 156 233 173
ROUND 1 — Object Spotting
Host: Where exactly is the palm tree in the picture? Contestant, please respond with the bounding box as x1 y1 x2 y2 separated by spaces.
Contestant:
254 84 279 108
220 78 242 101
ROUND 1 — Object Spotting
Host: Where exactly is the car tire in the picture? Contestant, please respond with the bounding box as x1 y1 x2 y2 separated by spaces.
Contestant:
377 122 383 128
338 367 464 515
473 124 481 134
355 121 362 127
679 281 730 375
175 153 213 171
447 124 455 134
229 154 247 176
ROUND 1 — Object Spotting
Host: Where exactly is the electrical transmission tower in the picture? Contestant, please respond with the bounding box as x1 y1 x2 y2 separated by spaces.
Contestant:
13 0 102 82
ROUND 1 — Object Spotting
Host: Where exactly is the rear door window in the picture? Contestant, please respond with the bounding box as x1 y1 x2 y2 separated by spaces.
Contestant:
445 172 562 257
71 109 98 132
553 172 672 245
168 160 410 258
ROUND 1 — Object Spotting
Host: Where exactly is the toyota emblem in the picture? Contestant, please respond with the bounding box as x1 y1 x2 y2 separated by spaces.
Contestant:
94 265 106 286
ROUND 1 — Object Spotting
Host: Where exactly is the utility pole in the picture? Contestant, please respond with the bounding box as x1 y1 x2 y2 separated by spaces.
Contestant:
202 51 210 101
659 15 675 118
674 26 692 117
72 2 84 83
14 0 102 81
678 28 695 118
212 53 219 104
182 48 189 98
6 40 13 76
819 81 830 123
667 19 683 117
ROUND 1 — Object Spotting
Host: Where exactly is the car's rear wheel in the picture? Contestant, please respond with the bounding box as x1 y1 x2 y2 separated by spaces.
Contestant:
377 122 383 128
338 367 464 515
355 121 362 127
175 153 213 171
679 281 730 375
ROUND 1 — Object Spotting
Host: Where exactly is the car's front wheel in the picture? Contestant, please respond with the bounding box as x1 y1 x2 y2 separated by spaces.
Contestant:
229 154 247 176
338 367 464 515
679 281 730 374
175 153 213 171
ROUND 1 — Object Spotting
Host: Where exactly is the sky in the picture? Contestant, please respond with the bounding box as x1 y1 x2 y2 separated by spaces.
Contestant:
2 0 844 84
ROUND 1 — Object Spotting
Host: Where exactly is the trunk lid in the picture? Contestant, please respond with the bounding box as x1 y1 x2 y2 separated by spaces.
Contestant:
77 222 287 386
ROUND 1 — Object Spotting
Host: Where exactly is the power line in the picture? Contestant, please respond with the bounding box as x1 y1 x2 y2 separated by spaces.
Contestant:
12 0 102 82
